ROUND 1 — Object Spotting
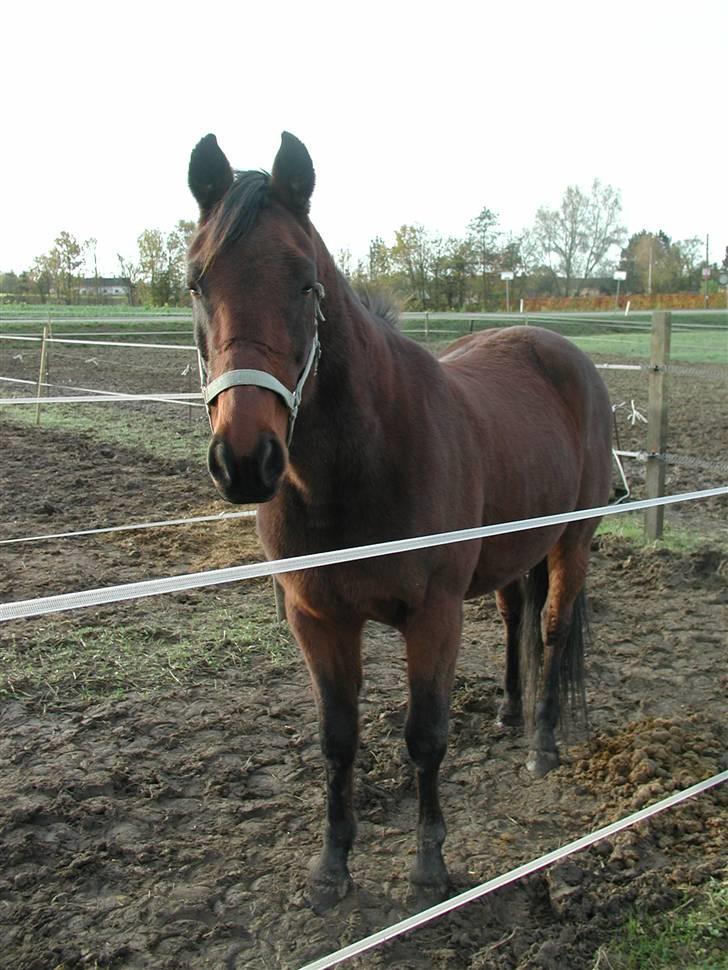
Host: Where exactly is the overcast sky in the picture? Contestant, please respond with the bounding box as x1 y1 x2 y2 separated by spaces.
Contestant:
1 0 726 277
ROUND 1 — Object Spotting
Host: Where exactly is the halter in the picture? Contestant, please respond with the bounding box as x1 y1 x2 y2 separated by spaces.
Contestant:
198 282 325 446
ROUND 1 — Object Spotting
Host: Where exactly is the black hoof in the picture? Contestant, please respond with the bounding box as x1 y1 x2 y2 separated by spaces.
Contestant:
408 880 450 907
526 747 560 777
408 858 450 905
306 869 352 914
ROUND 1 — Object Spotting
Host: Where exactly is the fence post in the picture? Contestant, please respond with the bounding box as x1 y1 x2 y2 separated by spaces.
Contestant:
644 311 671 540
272 577 287 622
35 326 49 426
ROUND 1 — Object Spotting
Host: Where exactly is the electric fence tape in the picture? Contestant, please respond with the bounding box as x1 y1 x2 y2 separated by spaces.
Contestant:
2 487 726 622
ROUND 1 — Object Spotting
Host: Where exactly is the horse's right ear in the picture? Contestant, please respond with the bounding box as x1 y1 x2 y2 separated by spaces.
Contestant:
188 134 234 214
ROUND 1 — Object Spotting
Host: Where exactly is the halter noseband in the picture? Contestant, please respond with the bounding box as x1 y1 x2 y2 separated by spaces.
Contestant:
199 282 325 446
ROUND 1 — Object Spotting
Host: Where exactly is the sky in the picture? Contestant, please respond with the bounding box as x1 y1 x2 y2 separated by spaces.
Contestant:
1 0 726 278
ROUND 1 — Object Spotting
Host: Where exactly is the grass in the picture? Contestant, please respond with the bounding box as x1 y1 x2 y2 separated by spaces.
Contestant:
570 328 727 363
596 512 727 554
594 879 728 969
414 318 726 364
0 588 297 706
2 401 209 464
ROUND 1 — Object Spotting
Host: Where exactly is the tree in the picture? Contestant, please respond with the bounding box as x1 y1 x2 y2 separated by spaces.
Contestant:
29 253 56 303
467 207 499 309
391 224 431 307
83 237 99 300
622 231 703 293
367 236 392 281
117 254 142 305
137 228 166 303
136 221 195 305
532 180 626 295
53 231 83 303
441 237 474 309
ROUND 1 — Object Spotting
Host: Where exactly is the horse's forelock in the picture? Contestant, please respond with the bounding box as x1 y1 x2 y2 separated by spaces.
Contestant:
197 169 271 271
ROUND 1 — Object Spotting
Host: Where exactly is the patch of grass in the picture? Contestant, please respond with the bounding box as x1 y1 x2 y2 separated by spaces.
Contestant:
411 316 726 364
1 589 297 706
596 512 726 553
594 879 728 969
570 328 727 364
2 404 209 464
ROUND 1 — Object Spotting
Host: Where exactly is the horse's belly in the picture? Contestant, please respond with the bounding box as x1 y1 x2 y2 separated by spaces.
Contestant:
465 523 565 597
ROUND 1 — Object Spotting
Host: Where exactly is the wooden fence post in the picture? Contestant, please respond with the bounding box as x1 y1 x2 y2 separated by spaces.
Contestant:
272 577 287 622
644 311 671 540
35 326 49 426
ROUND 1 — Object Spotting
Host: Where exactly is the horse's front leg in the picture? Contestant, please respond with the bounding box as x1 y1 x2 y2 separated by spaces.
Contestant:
288 604 364 913
403 597 462 901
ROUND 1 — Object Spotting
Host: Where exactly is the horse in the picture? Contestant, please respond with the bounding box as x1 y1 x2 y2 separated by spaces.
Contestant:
186 131 613 912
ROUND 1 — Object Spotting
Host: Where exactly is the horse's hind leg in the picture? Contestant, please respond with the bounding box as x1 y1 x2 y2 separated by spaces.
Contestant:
526 532 590 777
403 595 462 901
288 605 364 913
494 581 524 728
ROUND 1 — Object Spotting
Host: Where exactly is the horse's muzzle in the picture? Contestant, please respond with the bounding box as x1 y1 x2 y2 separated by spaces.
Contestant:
207 432 286 504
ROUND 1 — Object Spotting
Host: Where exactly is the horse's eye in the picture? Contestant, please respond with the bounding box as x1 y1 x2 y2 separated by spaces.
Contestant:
189 284 199 297
302 284 314 295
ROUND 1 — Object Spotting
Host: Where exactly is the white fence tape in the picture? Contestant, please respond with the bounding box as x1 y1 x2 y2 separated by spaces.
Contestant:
2 487 726 622
0 392 203 406
0 376 204 409
0 509 256 546
0 334 195 351
297 770 727 970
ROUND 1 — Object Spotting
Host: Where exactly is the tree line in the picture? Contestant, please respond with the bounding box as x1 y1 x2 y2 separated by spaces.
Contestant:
1 179 719 308
0 221 196 307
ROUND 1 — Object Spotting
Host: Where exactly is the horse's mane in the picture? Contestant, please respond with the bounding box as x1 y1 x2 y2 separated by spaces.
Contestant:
353 285 401 329
199 169 271 270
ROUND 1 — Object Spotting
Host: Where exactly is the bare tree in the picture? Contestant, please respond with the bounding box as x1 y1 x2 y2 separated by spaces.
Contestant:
533 180 626 295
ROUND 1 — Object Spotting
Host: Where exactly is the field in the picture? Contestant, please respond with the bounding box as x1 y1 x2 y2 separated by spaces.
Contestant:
1 311 726 969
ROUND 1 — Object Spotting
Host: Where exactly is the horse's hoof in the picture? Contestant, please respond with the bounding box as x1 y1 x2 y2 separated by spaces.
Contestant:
495 701 523 729
408 860 450 904
305 870 352 914
407 878 450 907
527 748 560 777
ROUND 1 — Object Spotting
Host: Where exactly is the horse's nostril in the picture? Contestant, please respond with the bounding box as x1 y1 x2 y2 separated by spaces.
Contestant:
207 433 286 504
258 435 285 489
208 437 234 489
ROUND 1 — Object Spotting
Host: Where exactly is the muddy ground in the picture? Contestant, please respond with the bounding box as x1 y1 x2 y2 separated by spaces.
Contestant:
0 336 726 969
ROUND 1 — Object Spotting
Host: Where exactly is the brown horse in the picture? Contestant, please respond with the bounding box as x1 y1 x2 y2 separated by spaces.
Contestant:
187 132 613 912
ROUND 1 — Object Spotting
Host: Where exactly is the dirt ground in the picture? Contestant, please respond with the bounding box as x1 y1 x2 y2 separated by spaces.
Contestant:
0 338 726 969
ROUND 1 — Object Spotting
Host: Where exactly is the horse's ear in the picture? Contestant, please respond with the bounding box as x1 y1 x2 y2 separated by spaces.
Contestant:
188 134 234 214
271 132 315 214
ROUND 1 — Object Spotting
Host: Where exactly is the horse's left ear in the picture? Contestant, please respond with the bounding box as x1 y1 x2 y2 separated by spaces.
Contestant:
188 133 234 215
271 132 315 214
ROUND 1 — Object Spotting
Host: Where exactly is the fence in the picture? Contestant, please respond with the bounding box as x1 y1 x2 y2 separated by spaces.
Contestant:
2 316 726 966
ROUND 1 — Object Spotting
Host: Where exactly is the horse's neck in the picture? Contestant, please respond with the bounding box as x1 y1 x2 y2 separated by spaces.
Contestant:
289 268 436 498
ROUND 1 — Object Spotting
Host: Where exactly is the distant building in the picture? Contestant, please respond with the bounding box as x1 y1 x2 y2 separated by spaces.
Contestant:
78 277 132 300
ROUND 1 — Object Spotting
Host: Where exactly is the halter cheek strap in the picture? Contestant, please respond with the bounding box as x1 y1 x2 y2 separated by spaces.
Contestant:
199 282 325 446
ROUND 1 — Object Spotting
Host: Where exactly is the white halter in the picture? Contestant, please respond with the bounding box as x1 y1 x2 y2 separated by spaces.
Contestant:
199 282 325 445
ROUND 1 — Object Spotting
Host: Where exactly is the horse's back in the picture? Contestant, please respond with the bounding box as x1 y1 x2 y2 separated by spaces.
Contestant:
440 325 612 493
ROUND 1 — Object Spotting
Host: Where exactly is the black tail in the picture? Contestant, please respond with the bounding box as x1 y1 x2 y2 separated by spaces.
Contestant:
519 559 589 734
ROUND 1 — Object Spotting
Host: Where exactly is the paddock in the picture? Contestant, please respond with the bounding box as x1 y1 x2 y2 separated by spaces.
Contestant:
0 313 725 968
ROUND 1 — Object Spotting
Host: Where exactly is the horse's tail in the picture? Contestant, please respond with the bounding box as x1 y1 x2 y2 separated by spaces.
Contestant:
519 559 589 733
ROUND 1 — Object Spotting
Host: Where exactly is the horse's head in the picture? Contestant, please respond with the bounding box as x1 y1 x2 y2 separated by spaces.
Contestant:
187 131 323 504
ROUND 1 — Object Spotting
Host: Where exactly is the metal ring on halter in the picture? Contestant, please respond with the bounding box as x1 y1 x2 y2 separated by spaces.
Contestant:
199 282 325 446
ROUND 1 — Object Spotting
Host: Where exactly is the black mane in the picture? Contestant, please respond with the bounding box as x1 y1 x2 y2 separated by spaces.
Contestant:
199 169 270 270
354 284 401 329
